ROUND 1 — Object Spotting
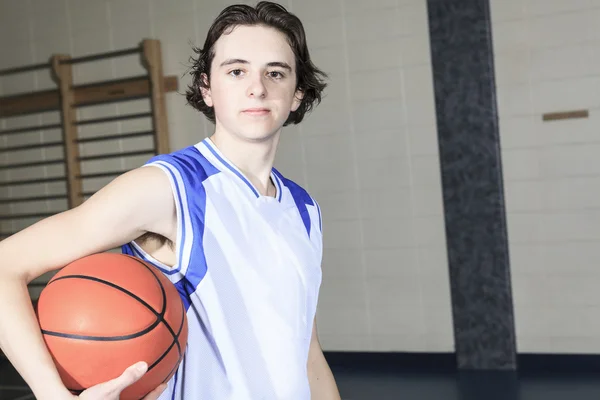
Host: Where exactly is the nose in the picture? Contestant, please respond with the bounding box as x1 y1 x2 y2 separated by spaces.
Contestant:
246 73 267 98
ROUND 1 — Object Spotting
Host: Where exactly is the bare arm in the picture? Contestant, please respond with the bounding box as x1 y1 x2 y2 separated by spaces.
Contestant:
0 166 175 400
307 317 342 400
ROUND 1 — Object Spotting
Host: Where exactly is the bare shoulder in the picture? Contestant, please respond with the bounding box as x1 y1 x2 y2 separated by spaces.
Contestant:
83 165 172 209
80 165 176 235
93 164 172 195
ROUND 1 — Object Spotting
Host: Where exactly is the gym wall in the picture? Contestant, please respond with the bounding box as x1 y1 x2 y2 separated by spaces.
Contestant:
0 0 452 354
491 1 600 354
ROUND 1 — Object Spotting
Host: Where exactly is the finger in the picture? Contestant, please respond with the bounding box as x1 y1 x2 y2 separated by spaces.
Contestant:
142 383 168 400
101 361 148 394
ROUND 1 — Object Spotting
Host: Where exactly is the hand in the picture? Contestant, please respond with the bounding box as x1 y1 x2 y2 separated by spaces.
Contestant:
77 362 167 400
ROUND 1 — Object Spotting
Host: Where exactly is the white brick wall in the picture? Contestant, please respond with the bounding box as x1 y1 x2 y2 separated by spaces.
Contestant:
491 0 600 353
0 0 452 352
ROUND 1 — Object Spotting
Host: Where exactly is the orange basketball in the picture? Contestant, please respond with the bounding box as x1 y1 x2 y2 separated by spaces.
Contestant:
36 253 188 400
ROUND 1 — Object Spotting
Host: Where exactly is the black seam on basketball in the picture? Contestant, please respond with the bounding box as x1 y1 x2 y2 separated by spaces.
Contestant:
148 308 185 371
161 349 183 385
46 274 166 318
157 303 185 383
42 274 167 341
149 291 187 375
133 259 183 354
126 257 185 374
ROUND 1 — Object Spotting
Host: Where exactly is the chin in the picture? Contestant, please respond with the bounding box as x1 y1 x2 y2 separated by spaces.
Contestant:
235 122 281 142
237 129 279 143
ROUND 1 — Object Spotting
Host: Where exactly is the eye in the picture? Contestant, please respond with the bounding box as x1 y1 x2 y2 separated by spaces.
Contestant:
268 71 285 79
228 69 244 77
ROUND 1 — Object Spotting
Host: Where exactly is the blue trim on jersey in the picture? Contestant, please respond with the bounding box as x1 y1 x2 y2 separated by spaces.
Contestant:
174 278 197 310
272 168 314 236
122 243 135 257
153 161 188 276
121 145 219 311
315 200 322 232
130 244 148 265
273 173 283 202
201 140 261 198
171 370 178 400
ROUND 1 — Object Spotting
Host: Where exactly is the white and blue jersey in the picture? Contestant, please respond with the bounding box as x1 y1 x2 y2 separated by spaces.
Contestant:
121 137 323 400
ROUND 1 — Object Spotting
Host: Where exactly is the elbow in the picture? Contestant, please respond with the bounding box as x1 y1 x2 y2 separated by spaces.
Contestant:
0 242 35 285
0 265 30 286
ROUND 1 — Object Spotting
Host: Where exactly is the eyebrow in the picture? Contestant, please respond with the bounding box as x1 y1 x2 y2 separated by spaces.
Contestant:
219 58 292 71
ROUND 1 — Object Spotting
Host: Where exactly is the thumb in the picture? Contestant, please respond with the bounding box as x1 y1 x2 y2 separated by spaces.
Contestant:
99 361 148 394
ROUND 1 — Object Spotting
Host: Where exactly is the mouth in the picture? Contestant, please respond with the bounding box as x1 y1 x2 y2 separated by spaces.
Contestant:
242 108 271 116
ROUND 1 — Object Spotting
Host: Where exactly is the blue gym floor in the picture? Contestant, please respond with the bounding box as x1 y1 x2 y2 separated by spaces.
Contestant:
2 355 600 400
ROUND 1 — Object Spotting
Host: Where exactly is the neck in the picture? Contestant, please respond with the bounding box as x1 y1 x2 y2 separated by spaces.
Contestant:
209 129 280 197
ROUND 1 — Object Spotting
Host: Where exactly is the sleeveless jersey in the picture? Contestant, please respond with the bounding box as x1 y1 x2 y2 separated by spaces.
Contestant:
121 137 323 400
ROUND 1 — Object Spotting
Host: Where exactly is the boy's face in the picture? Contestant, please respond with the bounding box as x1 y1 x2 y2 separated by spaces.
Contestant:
202 24 302 142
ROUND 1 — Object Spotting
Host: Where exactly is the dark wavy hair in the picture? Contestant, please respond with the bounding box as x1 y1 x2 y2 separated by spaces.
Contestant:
185 1 327 126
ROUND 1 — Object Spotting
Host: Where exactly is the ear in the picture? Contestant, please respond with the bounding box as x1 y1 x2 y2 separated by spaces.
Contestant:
200 73 213 107
291 89 304 112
